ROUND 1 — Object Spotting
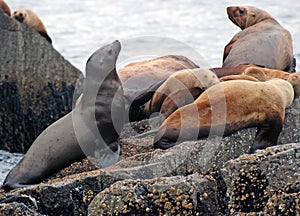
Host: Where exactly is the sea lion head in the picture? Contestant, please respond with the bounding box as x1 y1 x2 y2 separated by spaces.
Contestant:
244 66 268 81
86 40 121 78
227 6 273 29
12 9 27 22
287 73 300 97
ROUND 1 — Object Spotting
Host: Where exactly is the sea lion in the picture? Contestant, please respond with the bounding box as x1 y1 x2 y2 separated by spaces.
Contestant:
118 55 199 122
0 0 10 16
223 6 294 72
154 79 294 153
12 9 52 43
144 68 219 118
2 41 124 190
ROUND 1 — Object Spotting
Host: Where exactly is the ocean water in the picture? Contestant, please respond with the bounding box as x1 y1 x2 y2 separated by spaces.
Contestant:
1 0 300 183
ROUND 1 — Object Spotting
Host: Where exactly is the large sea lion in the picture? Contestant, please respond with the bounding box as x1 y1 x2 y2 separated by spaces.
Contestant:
12 9 52 43
223 6 294 72
0 0 10 16
2 41 124 190
118 55 199 122
153 79 294 153
75 55 199 122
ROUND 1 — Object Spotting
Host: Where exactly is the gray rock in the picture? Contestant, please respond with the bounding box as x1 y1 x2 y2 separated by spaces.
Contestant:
88 173 218 216
0 12 82 153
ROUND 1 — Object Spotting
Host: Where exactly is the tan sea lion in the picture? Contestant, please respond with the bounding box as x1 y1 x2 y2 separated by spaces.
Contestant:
0 0 10 16
144 68 219 118
154 79 294 153
12 9 52 43
223 6 294 72
2 41 124 190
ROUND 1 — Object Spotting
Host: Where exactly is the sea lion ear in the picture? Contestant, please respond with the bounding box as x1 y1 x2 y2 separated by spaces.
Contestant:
246 11 256 27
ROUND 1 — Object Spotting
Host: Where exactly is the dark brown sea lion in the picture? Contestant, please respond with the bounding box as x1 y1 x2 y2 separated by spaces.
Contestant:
75 55 198 123
223 6 294 72
118 55 199 122
12 9 52 43
154 79 294 153
0 0 10 16
2 41 124 190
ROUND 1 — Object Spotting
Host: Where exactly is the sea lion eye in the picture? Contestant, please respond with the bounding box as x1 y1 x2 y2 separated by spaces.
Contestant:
239 9 245 15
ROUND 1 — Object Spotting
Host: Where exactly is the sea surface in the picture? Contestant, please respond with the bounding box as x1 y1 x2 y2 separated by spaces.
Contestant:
1 0 300 183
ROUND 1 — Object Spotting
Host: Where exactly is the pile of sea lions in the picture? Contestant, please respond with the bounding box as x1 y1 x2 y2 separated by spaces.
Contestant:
2 5 299 190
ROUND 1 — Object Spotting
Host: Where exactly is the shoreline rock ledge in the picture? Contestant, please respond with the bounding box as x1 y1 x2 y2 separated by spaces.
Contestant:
0 99 299 215
0 12 82 153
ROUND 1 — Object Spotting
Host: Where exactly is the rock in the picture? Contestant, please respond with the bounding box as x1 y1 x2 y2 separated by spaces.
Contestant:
0 202 43 216
0 170 122 216
222 143 300 214
0 12 82 153
88 173 218 216
0 97 298 215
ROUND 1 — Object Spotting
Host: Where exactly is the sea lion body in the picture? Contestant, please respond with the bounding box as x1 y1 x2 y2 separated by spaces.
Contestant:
223 6 294 71
75 55 198 123
144 68 219 119
2 41 124 189
117 55 199 122
0 0 10 16
154 79 294 153
12 9 52 43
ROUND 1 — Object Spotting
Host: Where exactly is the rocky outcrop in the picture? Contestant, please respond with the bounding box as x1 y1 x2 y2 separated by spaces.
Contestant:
0 12 82 153
0 88 299 215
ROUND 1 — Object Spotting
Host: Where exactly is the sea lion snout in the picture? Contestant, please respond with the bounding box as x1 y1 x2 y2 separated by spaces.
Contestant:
13 11 25 22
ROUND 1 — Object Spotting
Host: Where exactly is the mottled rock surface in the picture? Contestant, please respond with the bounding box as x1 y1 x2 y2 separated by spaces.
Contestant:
0 12 82 153
222 143 300 214
88 173 218 216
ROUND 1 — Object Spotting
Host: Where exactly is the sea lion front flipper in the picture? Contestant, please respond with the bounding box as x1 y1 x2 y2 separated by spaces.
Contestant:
127 79 166 122
251 117 283 153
